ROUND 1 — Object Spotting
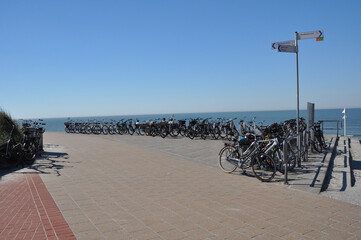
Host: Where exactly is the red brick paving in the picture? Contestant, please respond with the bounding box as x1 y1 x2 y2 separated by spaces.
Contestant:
0 172 75 240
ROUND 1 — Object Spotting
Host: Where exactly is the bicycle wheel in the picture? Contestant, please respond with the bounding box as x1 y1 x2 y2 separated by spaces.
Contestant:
179 126 186 136
220 127 227 139
108 126 115 135
160 127 167 138
188 129 195 139
212 127 220 140
251 152 276 182
201 128 207 140
227 129 234 141
218 146 239 173
128 126 135 135
312 139 322 153
272 149 284 173
272 149 296 173
85 126 92 134
319 134 327 149
23 142 36 165
102 126 109 135
170 127 179 137
139 127 145 136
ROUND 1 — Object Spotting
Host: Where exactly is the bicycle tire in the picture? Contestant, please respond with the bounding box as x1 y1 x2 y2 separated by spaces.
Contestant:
319 135 327 149
312 139 322 153
108 126 115 135
102 126 109 135
179 126 186 136
160 127 167 138
251 152 276 182
23 142 36 165
85 126 92 134
273 148 296 174
212 127 220 140
170 127 179 137
227 129 234 141
220 127 227 139
218 146 239 173
201 128 207 140
188 129 195 139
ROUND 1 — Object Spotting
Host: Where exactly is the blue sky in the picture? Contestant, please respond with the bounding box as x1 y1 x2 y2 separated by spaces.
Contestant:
1 0 361 118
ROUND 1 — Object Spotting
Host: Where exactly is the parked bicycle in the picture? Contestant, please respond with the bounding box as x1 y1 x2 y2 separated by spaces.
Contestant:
218 132 276 182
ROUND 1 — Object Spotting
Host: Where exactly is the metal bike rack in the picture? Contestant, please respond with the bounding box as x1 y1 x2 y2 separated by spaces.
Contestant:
303 130 309 162
283 133 301 184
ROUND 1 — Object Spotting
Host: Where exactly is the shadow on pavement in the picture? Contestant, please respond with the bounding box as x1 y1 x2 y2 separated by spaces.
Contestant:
0 149 72 181
27 150 72 176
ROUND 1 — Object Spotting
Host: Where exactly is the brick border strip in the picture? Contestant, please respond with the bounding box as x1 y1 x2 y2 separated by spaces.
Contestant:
0 173 75 240
26 173 76 240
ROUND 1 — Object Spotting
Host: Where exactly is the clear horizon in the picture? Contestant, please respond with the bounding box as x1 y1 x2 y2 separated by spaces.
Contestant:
1 0 361 119
9 107 358 120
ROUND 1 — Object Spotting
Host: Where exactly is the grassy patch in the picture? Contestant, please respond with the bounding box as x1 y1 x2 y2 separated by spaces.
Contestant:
0 109 23 143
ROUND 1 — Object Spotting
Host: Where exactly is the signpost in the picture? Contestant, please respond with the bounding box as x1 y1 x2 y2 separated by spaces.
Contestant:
342 108 347 137
297 30 324 40
272 30 324 171
278 45 297 53
271 40 295 50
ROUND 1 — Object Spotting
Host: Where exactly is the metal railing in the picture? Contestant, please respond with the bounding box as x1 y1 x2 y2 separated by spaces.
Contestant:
320 120 342 137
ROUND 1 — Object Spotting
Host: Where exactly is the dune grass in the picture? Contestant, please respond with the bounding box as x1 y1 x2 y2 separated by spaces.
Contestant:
0 109 23 143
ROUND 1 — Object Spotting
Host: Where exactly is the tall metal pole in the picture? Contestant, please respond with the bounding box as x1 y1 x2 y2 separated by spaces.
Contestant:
295 32 300 167
343 108 347 137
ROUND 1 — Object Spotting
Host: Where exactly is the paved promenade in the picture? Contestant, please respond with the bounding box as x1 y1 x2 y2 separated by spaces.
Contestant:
1 132 361 239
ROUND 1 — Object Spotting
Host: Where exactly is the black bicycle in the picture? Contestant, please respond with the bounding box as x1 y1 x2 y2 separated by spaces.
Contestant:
0 126 24 168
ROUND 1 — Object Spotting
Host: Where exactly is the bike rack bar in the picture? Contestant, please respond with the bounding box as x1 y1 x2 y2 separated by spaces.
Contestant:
283 132 301 184
303 130 309 162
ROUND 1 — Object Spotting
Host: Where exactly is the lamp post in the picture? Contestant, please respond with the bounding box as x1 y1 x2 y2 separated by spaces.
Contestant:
342 108 347 137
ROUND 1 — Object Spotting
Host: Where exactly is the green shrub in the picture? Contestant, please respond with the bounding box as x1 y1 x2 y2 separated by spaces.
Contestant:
0 109 23 143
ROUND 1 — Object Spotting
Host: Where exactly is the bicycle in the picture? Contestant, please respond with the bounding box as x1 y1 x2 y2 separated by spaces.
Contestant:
0 125 24 168
218 134 276 182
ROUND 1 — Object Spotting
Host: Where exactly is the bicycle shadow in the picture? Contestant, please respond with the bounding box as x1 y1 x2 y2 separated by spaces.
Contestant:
27 150 73 176
0 144 73 180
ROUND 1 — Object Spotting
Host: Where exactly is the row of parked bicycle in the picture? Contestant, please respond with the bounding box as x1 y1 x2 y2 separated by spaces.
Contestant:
0 120 45 169
64 117 325 146
64 117 252 140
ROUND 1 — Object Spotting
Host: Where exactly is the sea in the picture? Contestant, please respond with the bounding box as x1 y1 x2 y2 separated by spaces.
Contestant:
33 108 361 137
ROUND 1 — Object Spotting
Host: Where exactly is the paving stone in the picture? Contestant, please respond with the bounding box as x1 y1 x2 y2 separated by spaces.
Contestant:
2 132 361 240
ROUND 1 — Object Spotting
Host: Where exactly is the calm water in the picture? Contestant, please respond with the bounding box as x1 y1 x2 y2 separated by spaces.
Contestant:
36 108 361 137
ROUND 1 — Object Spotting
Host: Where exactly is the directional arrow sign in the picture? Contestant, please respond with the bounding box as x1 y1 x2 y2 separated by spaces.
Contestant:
278 45 297 53
297 30 324 40
271 40 295 50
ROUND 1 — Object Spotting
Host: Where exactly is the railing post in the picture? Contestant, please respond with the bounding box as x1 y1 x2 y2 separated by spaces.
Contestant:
337 120 339 138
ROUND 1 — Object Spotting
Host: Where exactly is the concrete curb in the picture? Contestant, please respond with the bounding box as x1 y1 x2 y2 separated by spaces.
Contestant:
320 136 339 192
349 137 356 187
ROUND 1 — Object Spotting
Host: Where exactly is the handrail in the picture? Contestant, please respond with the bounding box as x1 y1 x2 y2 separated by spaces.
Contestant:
320 120 342 137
